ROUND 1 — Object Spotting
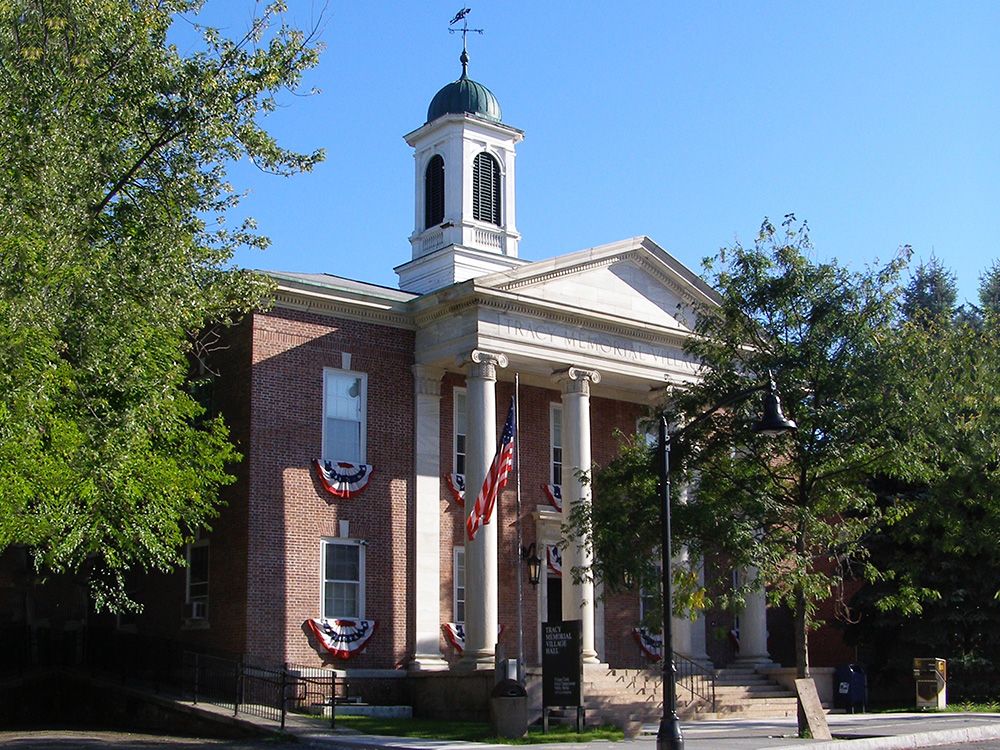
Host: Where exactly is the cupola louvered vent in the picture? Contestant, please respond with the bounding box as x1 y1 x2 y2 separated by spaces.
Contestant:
424 155 445 228
472 152 501 226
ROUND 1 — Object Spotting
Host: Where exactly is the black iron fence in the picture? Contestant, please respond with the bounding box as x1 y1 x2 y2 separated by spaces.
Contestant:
1 625 343 730
182 652 339 728
674 651 716 710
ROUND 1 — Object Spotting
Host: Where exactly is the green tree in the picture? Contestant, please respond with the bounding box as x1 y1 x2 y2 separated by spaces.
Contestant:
571 216 918 735
901 257 958 325
978 261 1000 316
0 0 323 610
679 216 918 687
845 306 1000 697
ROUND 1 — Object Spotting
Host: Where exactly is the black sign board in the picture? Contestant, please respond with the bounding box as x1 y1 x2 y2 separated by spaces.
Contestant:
542 619 582 707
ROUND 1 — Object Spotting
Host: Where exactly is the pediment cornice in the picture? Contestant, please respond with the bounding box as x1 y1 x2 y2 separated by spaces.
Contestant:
413 289 697 351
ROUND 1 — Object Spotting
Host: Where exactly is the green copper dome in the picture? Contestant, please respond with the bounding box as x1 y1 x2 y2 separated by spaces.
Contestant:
426 50 502 124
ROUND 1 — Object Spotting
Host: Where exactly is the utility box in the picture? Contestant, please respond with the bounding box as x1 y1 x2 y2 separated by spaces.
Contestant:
833 664 867 713
913 658 946 710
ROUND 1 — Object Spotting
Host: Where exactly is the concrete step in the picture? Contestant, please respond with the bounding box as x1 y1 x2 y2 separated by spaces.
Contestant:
715 685 796 697
578 663 802 728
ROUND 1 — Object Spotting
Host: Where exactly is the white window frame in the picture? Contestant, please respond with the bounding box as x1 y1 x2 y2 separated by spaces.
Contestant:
550 403 563 486
639 416 658 448
454 388 467 476
453 546 466 625
321 538 366 620
185 538 210 621
322 369 368 464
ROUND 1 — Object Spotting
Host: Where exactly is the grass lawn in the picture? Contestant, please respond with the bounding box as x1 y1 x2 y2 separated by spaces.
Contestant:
325 715 625 744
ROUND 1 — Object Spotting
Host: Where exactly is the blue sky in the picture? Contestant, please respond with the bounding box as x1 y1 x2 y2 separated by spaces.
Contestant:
187 2 998 304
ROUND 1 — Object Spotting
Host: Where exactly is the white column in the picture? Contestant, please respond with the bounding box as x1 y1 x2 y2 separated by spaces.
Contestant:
671 484 712 666
736 566 773 666
688 563 712 667
554 366 601 664
458 349 507 669
409 365 448 672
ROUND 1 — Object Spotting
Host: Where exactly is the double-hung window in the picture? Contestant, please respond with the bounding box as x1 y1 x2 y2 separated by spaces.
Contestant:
454 546 466 624
323 370 367 464
186 539 209 621
323 540 364 619
454 388 467 476
550 403 563 486
639 566 660 628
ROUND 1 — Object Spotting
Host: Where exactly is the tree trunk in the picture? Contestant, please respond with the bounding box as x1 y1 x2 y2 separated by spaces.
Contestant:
794 581 810 736
794 530 810 737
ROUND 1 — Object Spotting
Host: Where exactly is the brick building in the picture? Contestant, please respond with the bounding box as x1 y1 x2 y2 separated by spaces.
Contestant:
148 50 806 680
3 47 855 710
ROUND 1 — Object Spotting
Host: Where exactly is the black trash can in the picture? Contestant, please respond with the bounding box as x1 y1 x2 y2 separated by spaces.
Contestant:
833 664 867 713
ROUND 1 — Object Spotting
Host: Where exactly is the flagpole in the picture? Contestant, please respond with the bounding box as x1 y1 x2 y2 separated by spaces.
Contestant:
514 373 524 684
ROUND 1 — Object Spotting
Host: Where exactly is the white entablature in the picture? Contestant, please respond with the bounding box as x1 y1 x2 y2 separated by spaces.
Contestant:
410 236 720 398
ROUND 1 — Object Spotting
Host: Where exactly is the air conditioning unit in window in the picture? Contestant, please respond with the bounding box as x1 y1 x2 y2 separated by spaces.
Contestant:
183 600 207 620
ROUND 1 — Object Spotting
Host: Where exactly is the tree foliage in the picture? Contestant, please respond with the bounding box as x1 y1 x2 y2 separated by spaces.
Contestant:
978 261 1000 316
845 304 1000 687
672 217 920 679
0 0 323 610
901 257 958 325
572 216 920 707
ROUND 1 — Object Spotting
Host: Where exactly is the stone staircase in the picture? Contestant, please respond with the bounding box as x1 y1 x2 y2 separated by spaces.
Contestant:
563 663 798 729
709 665 799 719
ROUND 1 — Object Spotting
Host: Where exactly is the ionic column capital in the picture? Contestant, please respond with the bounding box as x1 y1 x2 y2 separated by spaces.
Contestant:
412 364 445 397
648 384 674 405
457 349 508 381
552 366 601 396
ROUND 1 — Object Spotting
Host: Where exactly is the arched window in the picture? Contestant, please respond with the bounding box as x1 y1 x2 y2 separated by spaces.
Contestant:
472 152 501 226
424 155 445 229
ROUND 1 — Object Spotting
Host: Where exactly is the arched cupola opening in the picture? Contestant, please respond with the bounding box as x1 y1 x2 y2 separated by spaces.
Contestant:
424 155 445 229
472 152 501 226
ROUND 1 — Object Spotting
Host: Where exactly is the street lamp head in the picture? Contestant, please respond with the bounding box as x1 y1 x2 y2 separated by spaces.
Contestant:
752 386 797 436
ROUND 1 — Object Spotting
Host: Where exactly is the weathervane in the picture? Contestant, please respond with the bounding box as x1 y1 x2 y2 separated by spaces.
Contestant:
449 8 483 70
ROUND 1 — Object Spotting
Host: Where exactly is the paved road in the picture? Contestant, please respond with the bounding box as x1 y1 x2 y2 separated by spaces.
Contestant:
7 713 1000 750
0 731 290 749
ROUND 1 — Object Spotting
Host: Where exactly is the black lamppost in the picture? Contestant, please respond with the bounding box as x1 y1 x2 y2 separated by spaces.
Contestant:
657 376 797 750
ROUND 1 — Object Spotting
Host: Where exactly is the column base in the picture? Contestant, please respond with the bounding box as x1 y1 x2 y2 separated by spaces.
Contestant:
408 654 450 672
456 649 496 671
734 655 777 669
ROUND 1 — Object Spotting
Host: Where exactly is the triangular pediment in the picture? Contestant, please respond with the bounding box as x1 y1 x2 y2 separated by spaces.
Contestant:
474 236 718 333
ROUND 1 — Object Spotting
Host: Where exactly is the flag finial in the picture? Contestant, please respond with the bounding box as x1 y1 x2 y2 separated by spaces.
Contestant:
448 7 482 78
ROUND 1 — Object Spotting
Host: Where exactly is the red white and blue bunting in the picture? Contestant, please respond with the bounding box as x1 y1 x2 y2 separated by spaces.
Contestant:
442 622 504 654
541 484 562 512
444 473 465 507
633 626 662 662
547 545 562 577
307 618 377 659
443 622 466 653
314 459 373 498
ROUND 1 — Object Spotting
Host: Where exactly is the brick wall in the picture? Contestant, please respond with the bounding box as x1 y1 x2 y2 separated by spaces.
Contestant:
245 306 415 669
123 317 254 656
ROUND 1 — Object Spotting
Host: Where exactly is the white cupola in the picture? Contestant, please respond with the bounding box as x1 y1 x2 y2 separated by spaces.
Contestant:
395 48 525 294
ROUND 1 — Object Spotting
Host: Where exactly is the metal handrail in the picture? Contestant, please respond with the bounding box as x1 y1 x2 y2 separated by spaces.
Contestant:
672 651 716 710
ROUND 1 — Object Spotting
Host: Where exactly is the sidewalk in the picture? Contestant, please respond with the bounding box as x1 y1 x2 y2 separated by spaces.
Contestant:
279 712 1000 750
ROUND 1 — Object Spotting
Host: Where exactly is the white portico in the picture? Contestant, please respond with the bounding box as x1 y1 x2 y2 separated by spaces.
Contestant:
406 235 732 668
398 49 777 674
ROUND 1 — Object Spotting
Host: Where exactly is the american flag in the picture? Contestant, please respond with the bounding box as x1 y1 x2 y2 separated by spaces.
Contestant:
466 398 515 541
